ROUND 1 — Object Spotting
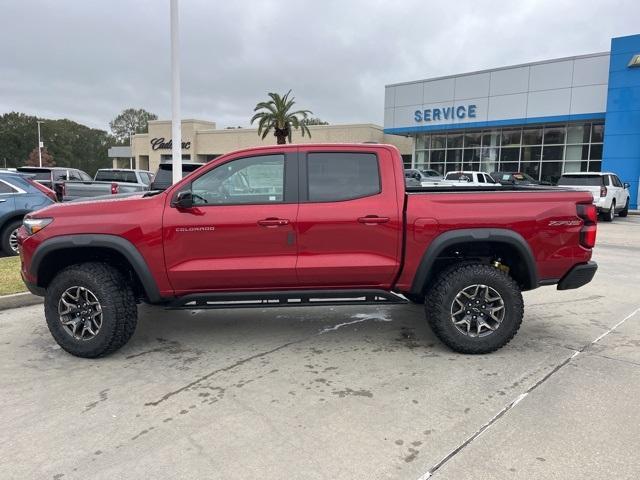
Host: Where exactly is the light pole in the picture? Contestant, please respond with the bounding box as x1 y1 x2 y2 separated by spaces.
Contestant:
170 0 182 184
37 121 44 167
129 131 134 169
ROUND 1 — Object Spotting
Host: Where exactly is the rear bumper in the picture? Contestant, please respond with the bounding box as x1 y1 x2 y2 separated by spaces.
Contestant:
557 261 598 290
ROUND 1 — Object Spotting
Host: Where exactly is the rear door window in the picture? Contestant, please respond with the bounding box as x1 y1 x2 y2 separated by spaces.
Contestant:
0 181 17 194
612 175 623 187
306 153 380 202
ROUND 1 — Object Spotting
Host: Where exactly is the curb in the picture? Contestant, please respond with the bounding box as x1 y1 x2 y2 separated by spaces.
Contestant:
0 292 43 311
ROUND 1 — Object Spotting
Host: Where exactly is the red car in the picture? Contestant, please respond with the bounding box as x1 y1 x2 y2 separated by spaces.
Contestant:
18 144 597 358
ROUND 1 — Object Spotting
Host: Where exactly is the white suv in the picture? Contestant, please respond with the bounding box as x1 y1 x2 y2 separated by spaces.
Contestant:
557 172 631 222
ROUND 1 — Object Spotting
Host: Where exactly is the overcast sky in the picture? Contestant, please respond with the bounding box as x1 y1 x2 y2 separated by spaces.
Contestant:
1 0 639 131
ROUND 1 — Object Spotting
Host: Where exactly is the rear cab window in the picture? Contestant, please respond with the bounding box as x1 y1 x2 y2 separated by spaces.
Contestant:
95 170 138 183
17 168 51 181
305 152 380 202
557 175 604 186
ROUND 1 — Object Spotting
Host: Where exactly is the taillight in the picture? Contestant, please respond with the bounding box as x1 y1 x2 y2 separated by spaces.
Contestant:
27 179 58 202
111 183 119 195
577 203 597 248
600 185 607 198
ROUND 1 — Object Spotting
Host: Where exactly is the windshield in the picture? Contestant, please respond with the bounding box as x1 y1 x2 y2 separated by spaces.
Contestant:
557 175 603 186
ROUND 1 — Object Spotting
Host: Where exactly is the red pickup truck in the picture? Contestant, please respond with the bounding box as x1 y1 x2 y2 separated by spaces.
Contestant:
18 144 598 358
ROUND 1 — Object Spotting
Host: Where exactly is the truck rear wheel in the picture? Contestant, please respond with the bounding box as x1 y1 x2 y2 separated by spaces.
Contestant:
425 264 523 354
44 262 138 358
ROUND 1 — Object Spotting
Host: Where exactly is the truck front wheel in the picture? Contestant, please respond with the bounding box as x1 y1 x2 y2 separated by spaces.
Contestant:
425 264 524 354
44 262 138 358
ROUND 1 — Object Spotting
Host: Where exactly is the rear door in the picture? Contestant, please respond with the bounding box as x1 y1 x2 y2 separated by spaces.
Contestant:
610 175 626 208
162 151 299 293
296 147 402 288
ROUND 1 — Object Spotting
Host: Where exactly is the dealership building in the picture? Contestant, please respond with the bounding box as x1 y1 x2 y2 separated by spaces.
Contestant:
117 120 412 172
384 33 640 208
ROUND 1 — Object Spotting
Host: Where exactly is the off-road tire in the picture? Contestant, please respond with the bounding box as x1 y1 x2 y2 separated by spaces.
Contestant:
425 263 524 354
602 201 615 222
1 219 23 256
45 262 137 358
619 199 629 217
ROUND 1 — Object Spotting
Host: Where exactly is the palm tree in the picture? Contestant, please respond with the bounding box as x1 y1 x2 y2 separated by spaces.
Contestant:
251 90 313 144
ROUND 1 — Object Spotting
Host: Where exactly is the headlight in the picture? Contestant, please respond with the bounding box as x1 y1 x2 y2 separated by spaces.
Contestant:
23 217 53 235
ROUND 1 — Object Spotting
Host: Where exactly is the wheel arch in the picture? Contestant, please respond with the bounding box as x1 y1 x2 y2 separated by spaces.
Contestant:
409 228 538 295
31 234 163 303
0 210 31 232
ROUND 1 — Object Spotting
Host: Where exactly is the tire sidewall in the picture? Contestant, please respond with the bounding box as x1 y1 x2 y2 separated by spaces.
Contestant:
2 219 23 256
609 201 615 221
432 267 523 350
45 266 120 357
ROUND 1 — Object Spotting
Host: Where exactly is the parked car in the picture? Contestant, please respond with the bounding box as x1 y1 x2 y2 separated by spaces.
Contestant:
420 169 444 180
16 167 92 201
18 144 598 358
490 171 552 186
61 168 155 201
0 172 56 255
405 168 443 186
557 172 630 221
443 171 498 185
150 162 204 190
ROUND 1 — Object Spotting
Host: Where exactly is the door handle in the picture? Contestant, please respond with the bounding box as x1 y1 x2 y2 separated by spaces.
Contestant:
0 199 6 203
358 215 390 225
258 217 290 227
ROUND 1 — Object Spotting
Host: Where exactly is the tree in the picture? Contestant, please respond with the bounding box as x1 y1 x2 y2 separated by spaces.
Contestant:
251 91 312 144
26 147 55 167
0 112 113 175
109 108 158 143
301 117 329 126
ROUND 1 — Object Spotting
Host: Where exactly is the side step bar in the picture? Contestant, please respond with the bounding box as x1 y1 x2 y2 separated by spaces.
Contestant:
167 289 409 310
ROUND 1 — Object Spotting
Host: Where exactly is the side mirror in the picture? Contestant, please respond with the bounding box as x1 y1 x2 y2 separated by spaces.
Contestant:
171 190 193 209
623 182 630 189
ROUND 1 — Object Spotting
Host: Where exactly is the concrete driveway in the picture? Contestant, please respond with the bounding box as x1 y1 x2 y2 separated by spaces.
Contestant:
1 217 639 480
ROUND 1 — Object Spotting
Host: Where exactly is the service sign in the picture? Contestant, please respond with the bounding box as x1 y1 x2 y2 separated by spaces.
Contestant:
414 104 477 123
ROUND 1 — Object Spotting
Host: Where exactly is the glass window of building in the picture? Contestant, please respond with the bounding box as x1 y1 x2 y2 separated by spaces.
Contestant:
464 132 482 147
431 135 446 149
502 129 521 146
411 121 604 184
522 128 542 145
447 134 463 148
543 126 565 145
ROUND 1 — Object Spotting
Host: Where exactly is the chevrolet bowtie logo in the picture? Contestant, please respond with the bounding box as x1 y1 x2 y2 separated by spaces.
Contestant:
629 54 640 68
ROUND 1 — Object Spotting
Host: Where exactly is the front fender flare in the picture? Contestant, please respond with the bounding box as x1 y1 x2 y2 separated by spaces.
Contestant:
30 234 163 303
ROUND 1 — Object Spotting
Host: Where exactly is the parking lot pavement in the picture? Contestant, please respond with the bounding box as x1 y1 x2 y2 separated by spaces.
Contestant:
1 218 639 480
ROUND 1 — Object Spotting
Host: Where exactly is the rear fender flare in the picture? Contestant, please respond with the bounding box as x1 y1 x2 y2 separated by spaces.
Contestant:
409 228 538 294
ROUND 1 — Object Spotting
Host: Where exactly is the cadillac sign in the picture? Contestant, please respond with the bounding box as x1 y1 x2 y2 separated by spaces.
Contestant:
150 137 191 150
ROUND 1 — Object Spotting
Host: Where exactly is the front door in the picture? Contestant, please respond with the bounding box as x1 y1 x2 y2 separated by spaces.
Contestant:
163 152 298 294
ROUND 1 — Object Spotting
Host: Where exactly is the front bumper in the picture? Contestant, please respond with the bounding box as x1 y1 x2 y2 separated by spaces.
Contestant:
20 271 46 297
557 261 598 290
